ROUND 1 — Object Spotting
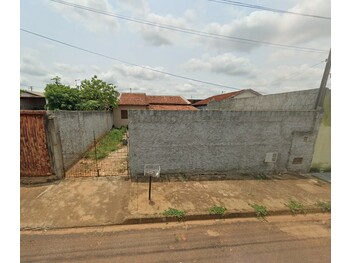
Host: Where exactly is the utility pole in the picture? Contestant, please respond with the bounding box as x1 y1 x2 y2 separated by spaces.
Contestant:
315 49 331 109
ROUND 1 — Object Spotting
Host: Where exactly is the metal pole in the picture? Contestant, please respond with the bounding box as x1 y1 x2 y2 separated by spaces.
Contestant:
315 49 331 109
148 176 152 200
93 131 100 177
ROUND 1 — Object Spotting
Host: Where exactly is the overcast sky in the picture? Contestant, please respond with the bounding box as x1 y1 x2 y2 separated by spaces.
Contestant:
20 0 331 98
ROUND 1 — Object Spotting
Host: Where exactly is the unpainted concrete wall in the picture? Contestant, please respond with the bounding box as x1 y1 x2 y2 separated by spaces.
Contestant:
128 110 322 176
53 111 114 170
207 89 319 111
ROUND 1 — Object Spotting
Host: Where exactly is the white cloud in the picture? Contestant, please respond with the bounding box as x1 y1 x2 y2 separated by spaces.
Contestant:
112 64 168 81
137 10 197 46
47 0 119 33
54 63 86 74
21 53 49 77
201 0 330 52
185 53 255 76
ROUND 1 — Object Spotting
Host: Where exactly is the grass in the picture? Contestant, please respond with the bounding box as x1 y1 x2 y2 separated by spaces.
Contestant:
316 200 331 212
285 200 305 215
208 205 227 215
84 127 127 160
249 203 268 219
162 208 186 221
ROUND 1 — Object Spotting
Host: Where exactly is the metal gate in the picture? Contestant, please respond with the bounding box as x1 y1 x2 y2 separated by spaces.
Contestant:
20 110 51 177
65 131 129 178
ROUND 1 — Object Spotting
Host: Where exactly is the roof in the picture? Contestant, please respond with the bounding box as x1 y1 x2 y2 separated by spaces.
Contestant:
148 105 198 111
193 89 260 106
119 93 148 106
20 91 45 98
147 95 190 105
118 93 190 106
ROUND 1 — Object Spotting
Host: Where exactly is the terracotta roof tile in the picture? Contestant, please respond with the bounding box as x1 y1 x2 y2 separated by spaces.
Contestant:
147 95 190 105
193 91 243 106
148 105 198 110
119 93 148 106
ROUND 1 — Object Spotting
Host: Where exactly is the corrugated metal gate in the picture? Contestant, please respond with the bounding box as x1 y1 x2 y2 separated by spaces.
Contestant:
20 110 51 177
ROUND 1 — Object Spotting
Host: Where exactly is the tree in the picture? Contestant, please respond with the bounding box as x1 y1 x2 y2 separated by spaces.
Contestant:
45 76 80 110
44 75 118 111
78 75 118 110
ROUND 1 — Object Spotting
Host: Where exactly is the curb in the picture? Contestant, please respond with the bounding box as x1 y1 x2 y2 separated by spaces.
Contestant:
20 208 329 232
123 208 327 225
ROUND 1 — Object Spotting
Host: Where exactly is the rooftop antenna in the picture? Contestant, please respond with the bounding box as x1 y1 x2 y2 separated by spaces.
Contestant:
75 79 81 89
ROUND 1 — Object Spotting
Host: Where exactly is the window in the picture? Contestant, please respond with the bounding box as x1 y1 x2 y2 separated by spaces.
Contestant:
121 110 128 119
292 157 303 164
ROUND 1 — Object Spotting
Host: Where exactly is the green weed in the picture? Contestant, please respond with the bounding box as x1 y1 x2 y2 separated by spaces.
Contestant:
208 205 227 215
249 203 268 219
162 208 186 221
316 200 331 212
285 200 305 214
84 127 126 160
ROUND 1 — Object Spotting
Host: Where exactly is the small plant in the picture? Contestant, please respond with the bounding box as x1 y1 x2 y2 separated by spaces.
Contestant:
249 203 268 219
84 127 127 160
162 208 186 221
285 200 305 214
316 200 331 212
208 205 227 215
254 173 269 180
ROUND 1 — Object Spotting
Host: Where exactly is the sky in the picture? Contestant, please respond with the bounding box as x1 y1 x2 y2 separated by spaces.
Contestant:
20 0 331 99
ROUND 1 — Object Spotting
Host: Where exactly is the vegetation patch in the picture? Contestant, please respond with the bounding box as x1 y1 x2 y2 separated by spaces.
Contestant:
162 208 186 221
208 205 227 216
316 200 331 212
249 203 268 219
285 200 306 215
84 127 127 160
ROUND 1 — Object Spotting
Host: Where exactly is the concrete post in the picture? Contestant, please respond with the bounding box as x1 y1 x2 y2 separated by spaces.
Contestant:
45 114 65 179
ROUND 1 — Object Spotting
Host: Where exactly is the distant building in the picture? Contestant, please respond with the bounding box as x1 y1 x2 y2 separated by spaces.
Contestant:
114 93 198 128
20 91 46 110
193 89 261 109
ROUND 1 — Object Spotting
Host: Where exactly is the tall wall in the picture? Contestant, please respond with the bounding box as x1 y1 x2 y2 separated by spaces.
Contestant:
128 110 322 176
207 89 319 111
53 111 114 170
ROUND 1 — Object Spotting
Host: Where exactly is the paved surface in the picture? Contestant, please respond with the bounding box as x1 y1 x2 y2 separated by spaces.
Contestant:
21 214 331 263
21 173 331 230
311 172 331 183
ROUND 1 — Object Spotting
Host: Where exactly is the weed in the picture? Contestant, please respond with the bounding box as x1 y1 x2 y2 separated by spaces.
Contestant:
208 205 227 215
316 200 331 212
84 127 127 160
249 203 268 219
253 173 269 180
162 208 186 221
285 200 305 214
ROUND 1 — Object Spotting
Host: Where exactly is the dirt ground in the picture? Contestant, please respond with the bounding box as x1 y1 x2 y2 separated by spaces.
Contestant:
65 145 128 178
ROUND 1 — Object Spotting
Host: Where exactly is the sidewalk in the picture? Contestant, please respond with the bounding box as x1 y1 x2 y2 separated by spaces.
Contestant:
20 173 331 230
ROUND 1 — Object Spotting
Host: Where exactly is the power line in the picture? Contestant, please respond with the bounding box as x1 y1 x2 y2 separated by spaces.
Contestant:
208 0 331 20
20 28 241 91
47 0 327 54
283 60 326 81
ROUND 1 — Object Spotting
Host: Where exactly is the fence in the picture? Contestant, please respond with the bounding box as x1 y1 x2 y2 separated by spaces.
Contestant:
128 110 322 176
20 111 51 177
20 110 119 178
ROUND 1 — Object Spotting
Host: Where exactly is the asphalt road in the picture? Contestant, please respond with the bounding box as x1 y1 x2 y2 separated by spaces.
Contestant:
21 214 330 263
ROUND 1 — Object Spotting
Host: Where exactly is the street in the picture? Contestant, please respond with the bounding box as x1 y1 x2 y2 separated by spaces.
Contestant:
21 214 330 262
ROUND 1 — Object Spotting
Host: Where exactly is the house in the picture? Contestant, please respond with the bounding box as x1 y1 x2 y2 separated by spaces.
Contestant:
20 90 47 110
192 89 261 109
114 93 198 128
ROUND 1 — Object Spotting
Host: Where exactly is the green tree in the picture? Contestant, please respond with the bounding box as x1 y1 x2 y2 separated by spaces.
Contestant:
44 76 80 110
44 75 118 111
78 75 118 111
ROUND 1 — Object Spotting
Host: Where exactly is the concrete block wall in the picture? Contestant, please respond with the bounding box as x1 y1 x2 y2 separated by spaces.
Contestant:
53 110 114 170
207 89 319 111
128 110 322 176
